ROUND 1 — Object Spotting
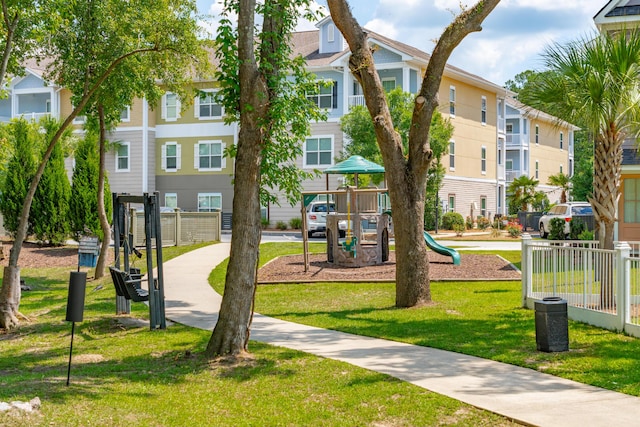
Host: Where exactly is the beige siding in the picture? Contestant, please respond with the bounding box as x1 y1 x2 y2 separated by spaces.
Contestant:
439 177 498 220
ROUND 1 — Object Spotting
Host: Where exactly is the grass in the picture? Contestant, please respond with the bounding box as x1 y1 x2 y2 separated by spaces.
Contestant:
1 242 517 426
210 242 640 397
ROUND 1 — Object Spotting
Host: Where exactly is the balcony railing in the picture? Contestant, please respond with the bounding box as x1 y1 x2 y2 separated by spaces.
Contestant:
506 170 529 182
348 95 365 110
506 133 529 147
17 112 51 121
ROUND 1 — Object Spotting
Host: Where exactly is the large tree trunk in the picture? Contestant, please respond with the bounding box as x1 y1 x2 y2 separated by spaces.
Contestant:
206 0 268 357
328 0 499 307
95 104 110 279
0 266 20 329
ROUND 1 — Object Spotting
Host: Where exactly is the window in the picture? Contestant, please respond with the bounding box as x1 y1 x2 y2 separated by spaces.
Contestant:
481 96 487 124
560 164 563 174
535 161 539 179
194 140 226 171
162 142 181 171
120 106 130 122
506 123 513 134
165 193 177 208
307 80 337 109
328 23 335 42
448 195 455 213
506 159 513 170
449 140 455 170
162 92 180 121
449 86 456 116
560 132 564 150
195 91 223 119
535 125 539 144
382 78 396 92
116 142 130 172
480 197 487 217
624 178 640 223
305 136 333 167
198 193 222 212
481 146 487 174
498 148 502 165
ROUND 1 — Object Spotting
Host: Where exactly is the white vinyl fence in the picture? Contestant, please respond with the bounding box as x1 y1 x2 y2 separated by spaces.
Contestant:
522 234 640 338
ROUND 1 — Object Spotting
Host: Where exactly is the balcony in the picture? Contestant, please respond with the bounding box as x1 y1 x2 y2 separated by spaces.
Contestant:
506 133 529 148
348 95 365 110
506 169 529 182
17 112 51 121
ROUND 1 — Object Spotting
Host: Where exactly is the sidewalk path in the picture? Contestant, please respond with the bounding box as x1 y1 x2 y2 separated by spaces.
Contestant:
162 243 640 427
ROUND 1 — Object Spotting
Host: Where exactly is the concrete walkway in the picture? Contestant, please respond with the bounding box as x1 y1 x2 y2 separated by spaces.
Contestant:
162 243 640 427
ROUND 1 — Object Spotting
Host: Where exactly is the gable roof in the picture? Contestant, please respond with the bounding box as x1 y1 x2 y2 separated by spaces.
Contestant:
290 26 507 94
594 0 640 30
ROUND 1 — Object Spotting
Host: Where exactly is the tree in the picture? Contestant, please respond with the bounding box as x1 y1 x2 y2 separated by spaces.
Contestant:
0 0 210 329
507 175 539 213
570 131 594 201
504 69 539 93
205 0 324 357
547 172 570 204
520 30 640 251
70 130 111 242
0 0 43 90
0 119 37 237
327 0 500 307
339 88 453 226
32 118 72 245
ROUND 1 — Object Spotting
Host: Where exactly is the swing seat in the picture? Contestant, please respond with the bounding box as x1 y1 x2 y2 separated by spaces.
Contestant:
109 267 149 302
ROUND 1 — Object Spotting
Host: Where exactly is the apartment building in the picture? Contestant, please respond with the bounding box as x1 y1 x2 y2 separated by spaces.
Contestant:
0 17 574 227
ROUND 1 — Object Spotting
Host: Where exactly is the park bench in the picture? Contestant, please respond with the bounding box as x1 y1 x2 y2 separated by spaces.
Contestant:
109 267 149 302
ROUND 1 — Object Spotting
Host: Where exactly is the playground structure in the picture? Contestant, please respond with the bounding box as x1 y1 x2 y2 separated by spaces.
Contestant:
301 156 391 270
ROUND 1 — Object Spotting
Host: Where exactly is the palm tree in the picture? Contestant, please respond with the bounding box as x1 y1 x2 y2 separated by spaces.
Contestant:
520 30 640 251
507 175 539 212
547 172 570 203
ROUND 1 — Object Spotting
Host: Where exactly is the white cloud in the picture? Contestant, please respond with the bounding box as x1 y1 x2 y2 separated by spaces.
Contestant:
500 0 604 12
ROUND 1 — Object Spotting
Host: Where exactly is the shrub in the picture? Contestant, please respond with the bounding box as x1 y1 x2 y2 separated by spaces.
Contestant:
490 227 502 238
506 221 522 238
476 217 491 230
578 230 594 241
261 218 270 229
289 217 302 229
442 212 464 230
549 217 566 240
569 218 586 240
453 223 465 237
465 216 474 230
276 221 288 230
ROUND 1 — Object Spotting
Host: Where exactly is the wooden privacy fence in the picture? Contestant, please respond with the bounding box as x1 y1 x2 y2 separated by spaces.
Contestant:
131 210 221 247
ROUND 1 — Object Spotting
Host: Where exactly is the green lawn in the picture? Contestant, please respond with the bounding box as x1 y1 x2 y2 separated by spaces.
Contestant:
211 242 640 397
0 242 517 426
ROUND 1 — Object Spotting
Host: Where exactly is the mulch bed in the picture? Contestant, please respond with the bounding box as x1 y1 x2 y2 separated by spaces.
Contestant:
258 251 521 283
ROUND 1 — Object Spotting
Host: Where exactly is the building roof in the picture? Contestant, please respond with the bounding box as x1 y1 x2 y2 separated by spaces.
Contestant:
506 97 580 130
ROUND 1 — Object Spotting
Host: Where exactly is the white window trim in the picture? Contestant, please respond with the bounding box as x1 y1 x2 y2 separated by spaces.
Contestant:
161 141 181 172
481 145 487 175
165 193 178 208
448 195 455 213
197 192 222 212
194 90 224 120
194 140 226 172
449 85 456 118
161 92 181 121
535 125 539 144
306 79 335 111
560 132 564 150
115 141 130 172
327 23 335 42
535 160 539 179
303 135 334 169
449 140 455 171
120 106 131 122
381 77 396 92
481 96 487 125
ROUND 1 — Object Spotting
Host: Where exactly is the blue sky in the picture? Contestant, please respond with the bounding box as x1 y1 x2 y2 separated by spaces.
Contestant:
196 0 607 86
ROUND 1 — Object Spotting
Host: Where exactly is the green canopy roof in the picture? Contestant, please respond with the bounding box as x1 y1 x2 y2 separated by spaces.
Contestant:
323 155 385 174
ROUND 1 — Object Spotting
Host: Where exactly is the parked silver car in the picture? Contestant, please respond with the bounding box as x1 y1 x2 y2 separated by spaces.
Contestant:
306 202 347 238
538 202 593 238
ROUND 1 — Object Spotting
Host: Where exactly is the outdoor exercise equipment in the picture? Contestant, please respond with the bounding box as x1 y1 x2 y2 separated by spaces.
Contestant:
112 192 166 330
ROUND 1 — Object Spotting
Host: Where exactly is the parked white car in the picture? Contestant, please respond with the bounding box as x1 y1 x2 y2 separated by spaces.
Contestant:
538 202 593 238
306 202 347 238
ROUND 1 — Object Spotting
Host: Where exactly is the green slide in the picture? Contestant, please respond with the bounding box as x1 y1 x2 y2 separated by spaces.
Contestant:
423 231 461 266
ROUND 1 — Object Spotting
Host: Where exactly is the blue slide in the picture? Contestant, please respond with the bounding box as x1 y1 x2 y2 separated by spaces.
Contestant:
424 231 461 266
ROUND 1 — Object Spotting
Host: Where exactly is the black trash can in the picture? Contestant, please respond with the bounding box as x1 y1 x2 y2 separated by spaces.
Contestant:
535 297 569 352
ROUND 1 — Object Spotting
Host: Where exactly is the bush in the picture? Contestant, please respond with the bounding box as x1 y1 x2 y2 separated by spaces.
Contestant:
506 221 522 238
476 217 491 230
453 223 465 236
289 217 302 229
548 217 566 240
569 218 586 240
276 221 288 230
261 217 270 229
578 230 594 241
465 216 474 230
442 212 464 230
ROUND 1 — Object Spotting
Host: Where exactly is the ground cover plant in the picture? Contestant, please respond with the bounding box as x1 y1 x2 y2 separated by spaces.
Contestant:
1 243 517 426
209 242 640 397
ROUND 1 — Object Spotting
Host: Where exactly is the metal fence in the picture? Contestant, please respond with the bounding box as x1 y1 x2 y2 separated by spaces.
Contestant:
522 235 640 337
